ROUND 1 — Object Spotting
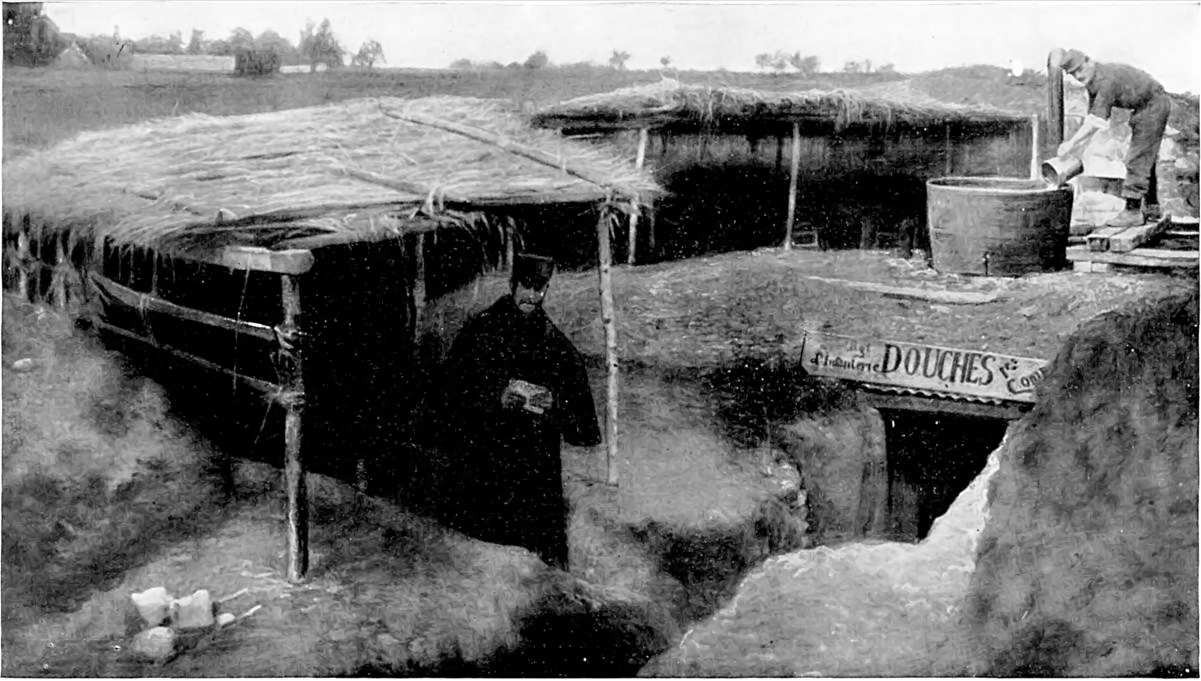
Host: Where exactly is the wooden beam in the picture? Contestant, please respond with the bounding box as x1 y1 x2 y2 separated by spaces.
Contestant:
1065 245 1199 269
627 128 649 265
783 122 801 251
1107 216 1172 253
89 272 276 341
279 275 309 582
596 207 620 486
1084 225 1129 252
92 319 280 396
220 247 314 274
378 106 627 194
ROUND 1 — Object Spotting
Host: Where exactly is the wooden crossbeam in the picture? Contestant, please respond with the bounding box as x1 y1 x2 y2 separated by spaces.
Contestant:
89 272 276 342
92 319 280 396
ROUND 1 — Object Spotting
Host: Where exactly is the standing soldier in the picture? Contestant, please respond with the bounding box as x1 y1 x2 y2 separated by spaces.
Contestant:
1056 48 1172 228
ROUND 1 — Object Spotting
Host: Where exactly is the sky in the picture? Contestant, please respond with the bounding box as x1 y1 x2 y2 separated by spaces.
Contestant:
43 1 1201 92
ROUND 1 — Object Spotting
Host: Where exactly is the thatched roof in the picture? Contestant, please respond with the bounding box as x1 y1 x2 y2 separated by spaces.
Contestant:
2 96 660 255
531 79 1028 136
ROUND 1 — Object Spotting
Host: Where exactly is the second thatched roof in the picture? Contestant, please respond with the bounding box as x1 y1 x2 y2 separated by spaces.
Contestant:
3 96 660 255
531 78 1028 136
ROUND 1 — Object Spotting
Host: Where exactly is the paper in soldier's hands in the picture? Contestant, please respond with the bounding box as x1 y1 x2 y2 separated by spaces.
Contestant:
505 379 553 414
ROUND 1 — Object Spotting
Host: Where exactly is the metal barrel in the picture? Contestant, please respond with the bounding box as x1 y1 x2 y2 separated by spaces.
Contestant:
927 177 1074 276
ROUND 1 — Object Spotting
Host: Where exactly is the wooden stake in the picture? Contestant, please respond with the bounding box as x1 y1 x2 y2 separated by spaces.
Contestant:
1029 114 1040 180
944 123 953 176
783 123 801 251
596 207 620 486
627 128 649 265
279 275 309 582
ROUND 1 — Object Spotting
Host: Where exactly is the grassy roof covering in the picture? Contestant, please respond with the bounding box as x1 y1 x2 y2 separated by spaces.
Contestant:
2 96 659 255
532 78 1028 136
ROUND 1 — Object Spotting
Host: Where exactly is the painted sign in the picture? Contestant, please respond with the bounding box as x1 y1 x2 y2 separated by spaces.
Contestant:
799 330 1048 403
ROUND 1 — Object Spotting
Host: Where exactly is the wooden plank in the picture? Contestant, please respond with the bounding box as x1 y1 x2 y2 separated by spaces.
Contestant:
89 272 276 342
1108 216 1172 252
1066 245 1199 269
92 319 280 396
220 247 313 274
799 330 1048 404
804 276 999 304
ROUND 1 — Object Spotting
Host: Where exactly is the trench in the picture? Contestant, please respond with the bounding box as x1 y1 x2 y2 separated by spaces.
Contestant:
95 326 1010 677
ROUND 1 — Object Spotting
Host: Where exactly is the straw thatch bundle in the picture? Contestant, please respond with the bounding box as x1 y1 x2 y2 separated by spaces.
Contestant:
532 78 1026 136
2 96 659 257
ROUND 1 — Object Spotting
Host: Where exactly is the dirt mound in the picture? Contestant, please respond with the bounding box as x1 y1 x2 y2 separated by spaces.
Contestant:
965 291 1199 676
641 433 1005 676
421 250 1193 371
640 291 1198 677
3 296 800 676
1 296 230 635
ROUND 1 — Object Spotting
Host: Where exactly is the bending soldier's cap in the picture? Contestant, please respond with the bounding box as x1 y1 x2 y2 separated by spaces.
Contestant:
1060 49 1088 72
512 253 555 288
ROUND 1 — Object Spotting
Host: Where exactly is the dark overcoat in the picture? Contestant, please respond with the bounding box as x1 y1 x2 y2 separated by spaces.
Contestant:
430 294 600 568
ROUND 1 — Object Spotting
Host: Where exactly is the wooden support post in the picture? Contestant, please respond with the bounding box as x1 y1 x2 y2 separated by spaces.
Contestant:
51 236 68 310
1029 114 1040 180
414 232 427 330
596 207 620 486
279 275 309 582
627 128 649 265
503 222 514 272
16 229 30 301
646 203 657 255
783 122 801 251
944 123 953 176
1047 51 1065 147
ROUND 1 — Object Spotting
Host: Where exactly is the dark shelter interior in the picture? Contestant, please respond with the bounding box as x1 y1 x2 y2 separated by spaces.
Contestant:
881 410 1010 540
569 124 1036 262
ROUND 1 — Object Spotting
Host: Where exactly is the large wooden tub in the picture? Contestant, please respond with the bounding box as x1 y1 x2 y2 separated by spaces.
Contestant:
927 177 1073 276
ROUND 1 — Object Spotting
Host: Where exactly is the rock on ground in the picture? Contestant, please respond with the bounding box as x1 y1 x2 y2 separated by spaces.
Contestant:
965 291 1199 676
